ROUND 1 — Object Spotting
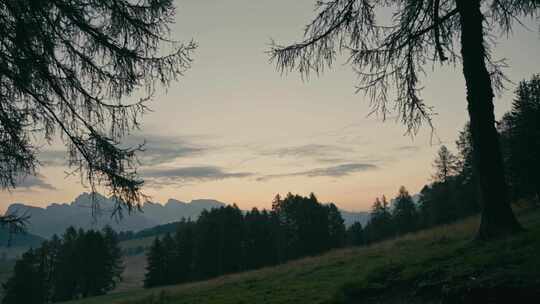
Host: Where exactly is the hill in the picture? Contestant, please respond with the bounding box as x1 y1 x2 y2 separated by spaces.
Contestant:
63 207 540 304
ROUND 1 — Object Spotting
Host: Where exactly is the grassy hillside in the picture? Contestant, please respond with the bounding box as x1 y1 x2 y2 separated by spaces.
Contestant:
63 206 540 304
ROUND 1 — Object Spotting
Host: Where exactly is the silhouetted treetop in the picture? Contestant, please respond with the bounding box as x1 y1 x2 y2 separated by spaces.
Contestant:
0 0 196 216
432 145 459 183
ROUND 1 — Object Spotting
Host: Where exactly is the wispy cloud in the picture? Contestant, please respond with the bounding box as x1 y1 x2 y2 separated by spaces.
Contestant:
265 144 354 158
16 175 57 190
257 163 377 182
143 165 254 186
126 134 209 166
394 145 421 152
39 134 210 168
39 150 67 167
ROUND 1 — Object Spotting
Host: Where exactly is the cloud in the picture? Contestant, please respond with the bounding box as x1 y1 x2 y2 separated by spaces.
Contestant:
315 157 353 164
39 134 210 168
39 150 67 166
143 166 254 186
257 163 377 182
260 144 355 160
125 134 208 166
16 175 57 190
270 144 354 158
394 145 421 153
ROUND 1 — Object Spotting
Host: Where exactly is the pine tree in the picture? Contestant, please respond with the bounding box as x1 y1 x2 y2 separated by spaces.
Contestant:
346 222 365 247
432 146 459 183
161 233 177 285
53 227 80 301
144 237 166 288
392 186 418 235
2 249 44 304
174 221 195 283
502 75 540 201
102 226 124 292
326 203 346 249
364 196 393 243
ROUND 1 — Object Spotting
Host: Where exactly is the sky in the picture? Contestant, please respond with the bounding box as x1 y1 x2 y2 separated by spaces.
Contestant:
1 0 539 213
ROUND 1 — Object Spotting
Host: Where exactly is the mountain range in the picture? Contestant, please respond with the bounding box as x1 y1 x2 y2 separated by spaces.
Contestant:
5 193 226 238
4 193 369 239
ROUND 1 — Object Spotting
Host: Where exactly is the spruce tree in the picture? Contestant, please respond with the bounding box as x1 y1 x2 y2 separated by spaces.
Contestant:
2 249 43 304
346 222 365 247
326 203 346 249
392 186 418 235
364 196 393 242
144 237 166 288
102 226 124 293
174 221 195 283
502 75 540 201
161 233 177 285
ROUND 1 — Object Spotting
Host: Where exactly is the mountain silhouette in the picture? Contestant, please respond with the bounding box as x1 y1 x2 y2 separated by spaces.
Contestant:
5 193 226 238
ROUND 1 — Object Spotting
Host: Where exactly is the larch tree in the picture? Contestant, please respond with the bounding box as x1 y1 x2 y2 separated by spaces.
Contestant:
269 0 538 239
432 145 459 183
0 0 196 227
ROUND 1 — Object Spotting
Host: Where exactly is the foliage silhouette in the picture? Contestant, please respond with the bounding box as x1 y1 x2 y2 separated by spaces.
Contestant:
0 0 196 220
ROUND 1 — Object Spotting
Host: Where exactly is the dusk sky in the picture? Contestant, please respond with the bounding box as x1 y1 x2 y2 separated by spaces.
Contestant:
1 0 539 213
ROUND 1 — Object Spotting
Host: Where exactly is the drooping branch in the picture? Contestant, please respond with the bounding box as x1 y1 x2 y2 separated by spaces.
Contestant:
0 0 196 215
270 0 460 133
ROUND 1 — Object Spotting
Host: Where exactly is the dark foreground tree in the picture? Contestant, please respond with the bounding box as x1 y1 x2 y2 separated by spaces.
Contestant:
0 0 196 220
270 0 538 239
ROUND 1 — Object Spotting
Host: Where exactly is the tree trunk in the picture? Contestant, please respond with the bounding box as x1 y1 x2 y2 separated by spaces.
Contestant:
456 0 522 239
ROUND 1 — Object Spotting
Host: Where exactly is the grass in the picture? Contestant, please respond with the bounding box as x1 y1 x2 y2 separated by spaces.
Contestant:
63 206 540 304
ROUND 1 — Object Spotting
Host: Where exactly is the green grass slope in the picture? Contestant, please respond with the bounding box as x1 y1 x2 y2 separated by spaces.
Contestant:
66 208 540 304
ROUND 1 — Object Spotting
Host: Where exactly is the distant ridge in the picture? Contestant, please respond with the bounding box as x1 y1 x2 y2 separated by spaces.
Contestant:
4 193 370 239
5 193 226 238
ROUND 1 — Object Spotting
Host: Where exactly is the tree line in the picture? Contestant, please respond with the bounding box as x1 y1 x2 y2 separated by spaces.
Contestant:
2 227 123 304
144 194 347 288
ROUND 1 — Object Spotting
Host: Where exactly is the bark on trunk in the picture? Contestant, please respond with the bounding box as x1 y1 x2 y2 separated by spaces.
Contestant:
456 0 522 239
